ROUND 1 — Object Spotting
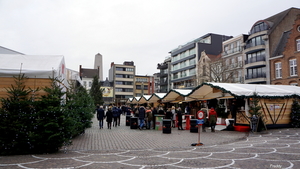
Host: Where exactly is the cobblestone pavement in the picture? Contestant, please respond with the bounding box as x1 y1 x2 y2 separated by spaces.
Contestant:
1 114 300 168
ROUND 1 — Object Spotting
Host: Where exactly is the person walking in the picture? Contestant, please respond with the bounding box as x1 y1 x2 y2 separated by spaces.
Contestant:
96 105 105 129
105 106 113 129
112 106 118 127
117 106 122 126
201 108 208 132
176 107 184 130
138 106 146 130
208 107 218 132
171 106 177 128
146 107 153 129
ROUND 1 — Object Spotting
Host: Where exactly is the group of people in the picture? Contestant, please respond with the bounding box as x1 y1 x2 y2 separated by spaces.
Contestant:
96 104 219 132
95 105 122 129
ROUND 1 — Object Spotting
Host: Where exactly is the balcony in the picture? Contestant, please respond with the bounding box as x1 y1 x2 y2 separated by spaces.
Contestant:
244 73 266 84
222 47 242 57
157 63 168 69
244 56 266 69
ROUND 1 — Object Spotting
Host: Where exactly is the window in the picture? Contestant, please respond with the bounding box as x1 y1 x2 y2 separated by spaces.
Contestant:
297 39 300 51
190 48 196 55
116 67 123 71
88 81 92 87
116 81 123 85
275 62 282 78
290 82 298 86
126 68 134 72
290 59 297 76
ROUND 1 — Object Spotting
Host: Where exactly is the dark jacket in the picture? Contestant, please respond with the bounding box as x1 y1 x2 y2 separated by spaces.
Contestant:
139 106 146 119
105 110 113 123
96 108 105 120
177 110 183 122
165 110 172 119
112 107 118 117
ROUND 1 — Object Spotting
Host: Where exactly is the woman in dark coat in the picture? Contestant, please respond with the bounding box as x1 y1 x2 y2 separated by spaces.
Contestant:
165 108 172 119
105 106 113 129
176 107 184 130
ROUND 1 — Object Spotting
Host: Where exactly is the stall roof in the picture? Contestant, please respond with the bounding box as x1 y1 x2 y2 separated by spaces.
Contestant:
147 93 167 103
127 82 300 104
189 82 300 98
162 89 192 102
131 97 141 104
138 95 152 103
0 54 65 78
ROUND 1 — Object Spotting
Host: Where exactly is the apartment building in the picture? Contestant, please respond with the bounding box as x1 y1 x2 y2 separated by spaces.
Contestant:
134 75 154 97
157 56 171 92
153 73 160 93
109 61 135 105
244 7 300 84
221 34 248 83
169 33 232 89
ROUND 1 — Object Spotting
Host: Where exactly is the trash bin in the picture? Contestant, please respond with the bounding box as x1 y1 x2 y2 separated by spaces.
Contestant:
130 117 138 129
126 115 131 126
190 119 198 133
162 119 171 134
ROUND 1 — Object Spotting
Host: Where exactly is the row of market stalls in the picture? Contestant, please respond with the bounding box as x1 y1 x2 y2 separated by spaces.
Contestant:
127 82 300 128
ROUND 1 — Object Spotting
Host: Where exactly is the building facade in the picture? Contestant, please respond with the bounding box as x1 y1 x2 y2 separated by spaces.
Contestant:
244 7 300 84
157 56 171 92
169 33 232 89
270 12 300 86
109 61 135 105
134 75 154 97
221 34 248 83
79 65 99 91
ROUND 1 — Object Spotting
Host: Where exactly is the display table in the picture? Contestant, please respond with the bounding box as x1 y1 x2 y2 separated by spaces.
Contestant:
155 115 165 130
184 115 194 130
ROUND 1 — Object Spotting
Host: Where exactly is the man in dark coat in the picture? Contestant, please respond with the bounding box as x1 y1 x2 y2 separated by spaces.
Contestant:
117 106 122 126
138 106 146 130
96 105 105 129
105 106 113 129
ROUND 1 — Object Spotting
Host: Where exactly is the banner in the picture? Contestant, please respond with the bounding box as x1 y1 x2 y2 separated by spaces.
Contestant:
101 87 113 97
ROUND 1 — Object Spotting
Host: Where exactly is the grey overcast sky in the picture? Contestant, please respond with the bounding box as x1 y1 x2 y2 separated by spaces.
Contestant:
0 0 299 79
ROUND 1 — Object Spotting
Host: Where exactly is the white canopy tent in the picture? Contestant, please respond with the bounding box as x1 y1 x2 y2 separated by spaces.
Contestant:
0 54 66 79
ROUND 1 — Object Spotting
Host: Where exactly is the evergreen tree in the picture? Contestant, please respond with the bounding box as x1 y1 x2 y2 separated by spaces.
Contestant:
249 93 266 132
90 75 103 106
66 84 95 136
0 74 37 154
32 78 72 153
290 98 300 128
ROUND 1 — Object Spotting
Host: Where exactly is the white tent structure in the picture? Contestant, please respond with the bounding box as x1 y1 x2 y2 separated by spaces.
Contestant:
0 54 68 99
0 54 66 80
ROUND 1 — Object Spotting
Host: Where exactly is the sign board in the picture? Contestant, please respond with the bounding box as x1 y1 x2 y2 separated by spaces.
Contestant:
197 110 204 120
197 119 204 124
